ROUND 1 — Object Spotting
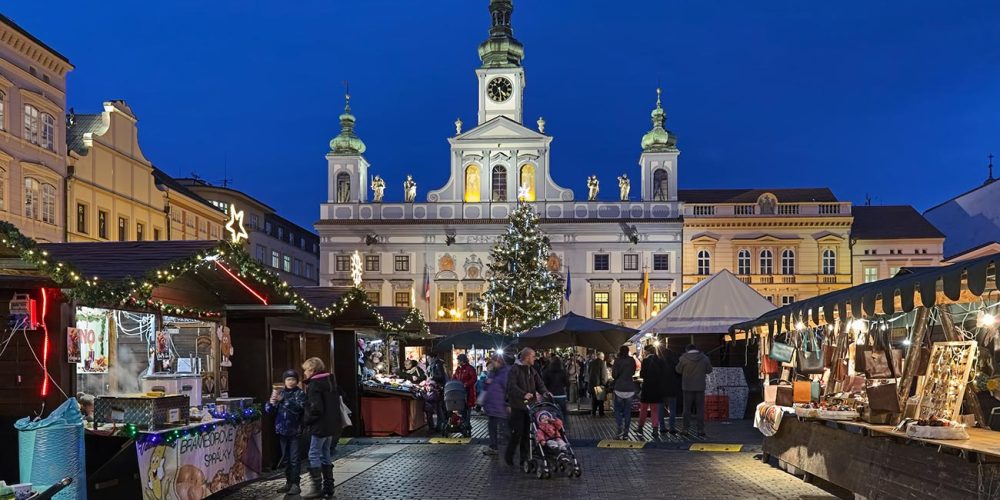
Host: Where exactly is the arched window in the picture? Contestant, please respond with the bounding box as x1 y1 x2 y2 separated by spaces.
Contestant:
464 164 481 202
491 165 507 202
41 183 55 224
822 249 836 275
41 113 55 151
336 172 351 203
697 250 711 276
759 249 774 275
519 164 536 201
737 249 751 275
781 249 795 275
23 105 40 144
23 177 39 220
0 90 5 131
652 168 669 201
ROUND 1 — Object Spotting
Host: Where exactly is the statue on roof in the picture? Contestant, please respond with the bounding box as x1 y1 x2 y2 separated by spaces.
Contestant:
618 174 630 201
371 175 385 203
403 175 417 203
587 175 600 201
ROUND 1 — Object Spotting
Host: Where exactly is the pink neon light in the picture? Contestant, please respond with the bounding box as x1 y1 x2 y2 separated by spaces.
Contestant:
40 288 49 397
214 260 268 305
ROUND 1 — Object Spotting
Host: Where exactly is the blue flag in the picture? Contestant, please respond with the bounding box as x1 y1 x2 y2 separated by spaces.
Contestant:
564 267 572 300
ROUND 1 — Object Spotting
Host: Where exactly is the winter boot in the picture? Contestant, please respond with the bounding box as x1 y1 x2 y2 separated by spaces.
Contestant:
301 468 324 499
321 464 335 497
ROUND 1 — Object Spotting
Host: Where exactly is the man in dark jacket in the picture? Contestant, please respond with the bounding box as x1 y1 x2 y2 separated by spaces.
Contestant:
658 345 683 434
505 348 549 467
586 352 609 416
637 345 664 435
302 357 342 499
426 353 448 431
675 344 713 437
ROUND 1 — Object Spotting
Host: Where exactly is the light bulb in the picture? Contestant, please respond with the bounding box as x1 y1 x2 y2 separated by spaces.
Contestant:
979 312 997 328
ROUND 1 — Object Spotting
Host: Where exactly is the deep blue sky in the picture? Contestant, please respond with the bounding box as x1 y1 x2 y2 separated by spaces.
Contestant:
7 1 1000 230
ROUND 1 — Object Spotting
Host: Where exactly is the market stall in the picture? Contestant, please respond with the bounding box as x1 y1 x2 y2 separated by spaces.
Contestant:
733 252 1000 499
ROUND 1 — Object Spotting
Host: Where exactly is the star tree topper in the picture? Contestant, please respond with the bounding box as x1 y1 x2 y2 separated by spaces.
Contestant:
225 204 249 244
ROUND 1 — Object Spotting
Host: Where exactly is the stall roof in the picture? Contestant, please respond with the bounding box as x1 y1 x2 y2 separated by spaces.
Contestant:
732 251 1000 334
428 321 483 337
38 241 221 282
635 269 775 338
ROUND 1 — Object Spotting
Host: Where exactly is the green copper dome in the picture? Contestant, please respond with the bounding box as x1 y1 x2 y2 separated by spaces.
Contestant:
329 94 366 156
479 0 524 68
641 88 677 152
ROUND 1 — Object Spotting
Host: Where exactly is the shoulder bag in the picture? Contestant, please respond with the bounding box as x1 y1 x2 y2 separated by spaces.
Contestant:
796 330 826 375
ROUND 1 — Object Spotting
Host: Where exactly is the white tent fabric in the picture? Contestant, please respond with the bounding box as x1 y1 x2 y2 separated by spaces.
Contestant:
633 269 776 339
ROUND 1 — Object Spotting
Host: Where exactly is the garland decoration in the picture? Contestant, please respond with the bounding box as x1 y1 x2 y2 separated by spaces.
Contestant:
123 406 263 447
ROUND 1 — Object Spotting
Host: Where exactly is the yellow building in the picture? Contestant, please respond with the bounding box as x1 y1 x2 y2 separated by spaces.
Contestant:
66 101 224 242
681 188 853 305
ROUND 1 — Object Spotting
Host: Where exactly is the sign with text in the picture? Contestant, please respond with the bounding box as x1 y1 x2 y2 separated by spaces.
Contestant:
136 420 261 500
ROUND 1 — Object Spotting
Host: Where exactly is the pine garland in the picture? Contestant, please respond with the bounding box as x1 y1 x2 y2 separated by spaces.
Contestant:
481 203 564 335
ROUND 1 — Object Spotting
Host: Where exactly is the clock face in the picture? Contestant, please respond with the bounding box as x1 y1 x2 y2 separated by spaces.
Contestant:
487 77 513 103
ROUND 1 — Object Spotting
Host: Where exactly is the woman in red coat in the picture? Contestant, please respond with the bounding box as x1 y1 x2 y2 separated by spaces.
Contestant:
453 353 478 433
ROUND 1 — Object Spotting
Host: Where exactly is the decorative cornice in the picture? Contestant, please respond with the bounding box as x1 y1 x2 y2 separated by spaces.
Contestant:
0 22 73 76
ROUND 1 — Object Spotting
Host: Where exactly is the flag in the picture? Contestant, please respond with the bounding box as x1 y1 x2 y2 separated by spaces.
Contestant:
564 267 572 300
641 269 650 314
422 265 431 302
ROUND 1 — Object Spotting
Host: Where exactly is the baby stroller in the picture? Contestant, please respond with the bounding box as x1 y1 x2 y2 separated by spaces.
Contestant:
523 401 582 480
443 379 471 437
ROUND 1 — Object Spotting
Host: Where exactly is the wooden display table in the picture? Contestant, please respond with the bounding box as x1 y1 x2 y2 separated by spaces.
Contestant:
764 416 1000 499
361 390 425 437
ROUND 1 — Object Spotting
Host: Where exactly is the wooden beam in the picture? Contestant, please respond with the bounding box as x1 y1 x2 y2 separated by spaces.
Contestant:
897 307 930 402
937 304 987 427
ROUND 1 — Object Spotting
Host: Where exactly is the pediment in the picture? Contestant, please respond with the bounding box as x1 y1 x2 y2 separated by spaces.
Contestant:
690 232 720 243
813 231 845 243
454 116 546 142
732 233 802 243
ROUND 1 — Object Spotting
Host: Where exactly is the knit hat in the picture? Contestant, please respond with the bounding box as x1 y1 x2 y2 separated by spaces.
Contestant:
457 354 469 364
281 369 300 381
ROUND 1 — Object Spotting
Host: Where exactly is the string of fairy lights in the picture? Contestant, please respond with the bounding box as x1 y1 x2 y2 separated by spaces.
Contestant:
0 221 429 337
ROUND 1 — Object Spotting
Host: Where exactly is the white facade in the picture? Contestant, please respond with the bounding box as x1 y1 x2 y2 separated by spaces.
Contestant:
924 178 1000 259
316 1 683 328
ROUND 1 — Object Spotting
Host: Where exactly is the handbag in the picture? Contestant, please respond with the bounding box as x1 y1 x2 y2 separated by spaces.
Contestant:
864 350 892 379
796 331 825 375
761 356 780 375
866 382 901 413
769 340 795 363
793 380 812 403
593 385 605 402
764 384 778 404
339 395 353 428
776 385 794 407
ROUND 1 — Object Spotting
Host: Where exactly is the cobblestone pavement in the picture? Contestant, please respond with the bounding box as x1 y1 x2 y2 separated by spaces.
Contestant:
222 444 841 500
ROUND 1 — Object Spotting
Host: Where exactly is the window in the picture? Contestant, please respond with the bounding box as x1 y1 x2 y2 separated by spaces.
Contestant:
652 292 670 315
40 183 55 224
394 255 410 272
118 217 128 241
652 168 669 201
765 295 775 304
593 291 610 319
863 266 879 283
653 253 670 271
737 249 751 275
98 210 108 239
889 266 901 277
264 221 272 233
136 222 144 241
365 255 380 272
277 227 284 240
394 291 411 308
41 113 54 150
255 245 266 263
593 253 610 271
491 165 507 201
23 105 39 144
249 214 258 230
294 258 302 276
623 292 639 320
23 178 39 219
623 254 639 271
439 292 456 312
335 255 351 272
0 90 5 130
76 203 87 233
283 255 292 273
780 249 795 275
781 295 795 306
759 249 774 275
153 228 161 241
822 249 836 275
696 250 711 276
366 291 381 305
466 293 482 317
0 167 5 210
304 263 314 280
271 250 280 268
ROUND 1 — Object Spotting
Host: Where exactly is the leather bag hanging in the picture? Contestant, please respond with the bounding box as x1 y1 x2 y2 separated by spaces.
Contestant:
796 330 826 375
775 385 794 407
793 380 812 403
866 382 901 412
769 340 795 363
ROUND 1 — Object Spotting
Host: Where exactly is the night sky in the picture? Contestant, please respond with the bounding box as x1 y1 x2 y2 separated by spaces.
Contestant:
7 1 1000 230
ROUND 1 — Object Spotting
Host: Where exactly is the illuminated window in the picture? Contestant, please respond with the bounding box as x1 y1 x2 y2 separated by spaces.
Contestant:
464 164 481 202
0 167 5 210
41 113 55 150
519 164 536 201
98 210 108 239
283 255 292 273
394 291 411 307
652 292 670 314
76 203 87 233
623 292 639 320
23 105 39 144
23 177 39 219
593 291 610 319
366 291 381 305
822 249 836 275
491 165 507 201
271 250 280 268
737 249 751 275
863 267 879 283
0 90 5 130
40 183 55 224
781 249 795 275
759 249 774 275
136 222 144 241
889 266 901 277
118 217 128 241
466 293 482 317
439 292 456 313
697 250 711 276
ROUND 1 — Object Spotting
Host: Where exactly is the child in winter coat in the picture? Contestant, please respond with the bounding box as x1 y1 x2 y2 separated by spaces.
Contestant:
535 410 568 451
266 369 307 495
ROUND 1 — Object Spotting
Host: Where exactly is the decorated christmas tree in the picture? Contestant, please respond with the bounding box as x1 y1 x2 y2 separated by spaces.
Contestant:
481 203 564 335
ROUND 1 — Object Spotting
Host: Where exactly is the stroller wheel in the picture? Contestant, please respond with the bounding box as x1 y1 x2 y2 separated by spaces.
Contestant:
522 460 531 474
536 467 546 480
572 468 582 478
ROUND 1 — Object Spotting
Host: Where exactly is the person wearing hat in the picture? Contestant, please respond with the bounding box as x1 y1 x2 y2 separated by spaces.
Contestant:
265 369 306 495
453 353 478 435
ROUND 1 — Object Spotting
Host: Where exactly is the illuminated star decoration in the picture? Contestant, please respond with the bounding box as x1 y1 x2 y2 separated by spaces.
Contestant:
350 250 363 288
225 204 249 244
517 185 530 202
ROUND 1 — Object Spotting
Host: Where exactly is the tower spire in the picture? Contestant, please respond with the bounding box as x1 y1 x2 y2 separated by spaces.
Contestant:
479 0 524 68
987 153 996 185
329 91 366 156
641 87 676 152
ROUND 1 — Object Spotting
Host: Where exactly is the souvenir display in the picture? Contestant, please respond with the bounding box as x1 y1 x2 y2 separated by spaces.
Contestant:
915 341 977 422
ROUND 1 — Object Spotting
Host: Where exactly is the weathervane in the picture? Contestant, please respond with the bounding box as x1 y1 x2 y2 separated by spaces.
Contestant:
225 204 248 244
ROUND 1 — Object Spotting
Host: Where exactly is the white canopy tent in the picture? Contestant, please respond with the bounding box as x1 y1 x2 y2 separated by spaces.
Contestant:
632 269 776 341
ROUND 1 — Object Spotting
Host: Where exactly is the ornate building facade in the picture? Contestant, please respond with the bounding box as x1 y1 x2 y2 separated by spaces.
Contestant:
317 0 684 327
850 205 944 284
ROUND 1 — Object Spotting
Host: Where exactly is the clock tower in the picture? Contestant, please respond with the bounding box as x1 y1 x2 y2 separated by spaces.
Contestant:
477 0 525 125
